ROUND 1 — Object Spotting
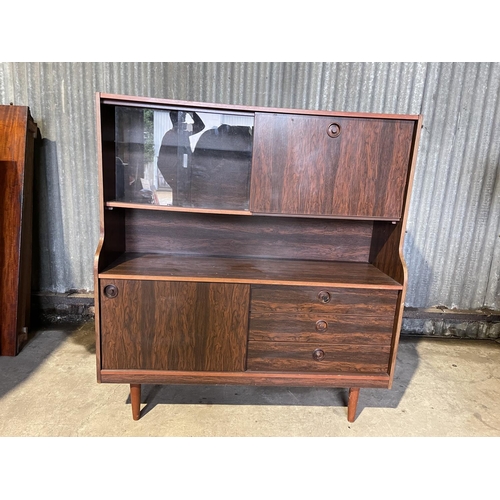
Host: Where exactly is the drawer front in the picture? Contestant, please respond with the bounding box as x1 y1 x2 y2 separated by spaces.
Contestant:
247 341 391 373
250 285 399 315
249 313 394 344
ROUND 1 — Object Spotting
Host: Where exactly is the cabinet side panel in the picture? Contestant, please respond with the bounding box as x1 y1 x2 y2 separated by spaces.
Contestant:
369 116 422 387
0 161 22 355
100 280 249 371
0 106 33 355
16 118 36 353
96 100 125 273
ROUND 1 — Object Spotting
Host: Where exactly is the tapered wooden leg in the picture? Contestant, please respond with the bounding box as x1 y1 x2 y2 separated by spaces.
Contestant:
347 388 360 422
130 384 141 421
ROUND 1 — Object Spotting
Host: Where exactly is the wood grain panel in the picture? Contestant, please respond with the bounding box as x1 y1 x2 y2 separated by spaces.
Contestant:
100 368 391 388
0 161 22 356
100 279 250 371
247 342 391 373
0 105 36 356
100 254 402 289
251 113 414 218
369 116 422 387
249 313 394 344
125 209 373 262
251 113 341 215
250 285 399 315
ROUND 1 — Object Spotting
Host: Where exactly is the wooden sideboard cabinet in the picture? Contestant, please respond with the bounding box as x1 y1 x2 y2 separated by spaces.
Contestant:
0 105 37 356
94 93 422 422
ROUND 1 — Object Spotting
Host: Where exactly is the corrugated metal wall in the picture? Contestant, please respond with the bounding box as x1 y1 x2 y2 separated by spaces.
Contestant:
0 62 499 311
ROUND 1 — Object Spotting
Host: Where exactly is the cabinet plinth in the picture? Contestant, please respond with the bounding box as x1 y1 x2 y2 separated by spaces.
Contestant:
94 93 422 422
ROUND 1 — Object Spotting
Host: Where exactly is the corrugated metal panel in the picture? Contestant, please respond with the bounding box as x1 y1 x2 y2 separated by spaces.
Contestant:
405 63 500 310
0 62 498 310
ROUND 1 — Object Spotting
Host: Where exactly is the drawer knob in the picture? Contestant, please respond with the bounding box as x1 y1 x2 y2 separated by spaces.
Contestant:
315 320 328 332
312 349 325 361
104 284 118 298
327 123 341 138
318 290 331 303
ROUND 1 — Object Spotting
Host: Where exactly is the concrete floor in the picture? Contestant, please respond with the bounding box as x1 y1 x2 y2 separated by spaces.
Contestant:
1 320 499 437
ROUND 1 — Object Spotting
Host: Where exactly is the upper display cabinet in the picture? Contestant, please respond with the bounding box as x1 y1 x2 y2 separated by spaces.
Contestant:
98 94 417 221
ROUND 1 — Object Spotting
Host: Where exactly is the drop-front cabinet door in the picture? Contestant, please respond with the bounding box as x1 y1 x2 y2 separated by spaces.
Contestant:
250 113 415 219
99 279 250 371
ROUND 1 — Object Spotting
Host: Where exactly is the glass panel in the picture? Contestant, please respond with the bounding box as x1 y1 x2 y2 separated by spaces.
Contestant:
114 106 254 210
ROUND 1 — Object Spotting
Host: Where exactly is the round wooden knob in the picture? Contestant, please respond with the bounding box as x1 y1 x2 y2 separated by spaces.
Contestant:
327 123 341 138
312 349 325 361
104 284 118 298
318 290 331 303
316 320 328 332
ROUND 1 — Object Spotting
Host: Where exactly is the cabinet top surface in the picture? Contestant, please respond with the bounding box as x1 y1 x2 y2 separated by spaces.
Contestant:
97 92 421 121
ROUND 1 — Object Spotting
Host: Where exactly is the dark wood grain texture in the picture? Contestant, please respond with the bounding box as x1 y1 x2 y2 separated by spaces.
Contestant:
247 341 391 373
0 106 37 356
0 161 22 356
250 114 414 218
249 313 394 344
100 254 403 288
101 369 391 388
250 285 399 314
125 210 374 262
100 279 250 371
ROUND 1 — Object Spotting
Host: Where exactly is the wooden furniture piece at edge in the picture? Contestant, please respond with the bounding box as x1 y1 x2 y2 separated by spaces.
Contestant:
94 93 423 423
0 105 38 356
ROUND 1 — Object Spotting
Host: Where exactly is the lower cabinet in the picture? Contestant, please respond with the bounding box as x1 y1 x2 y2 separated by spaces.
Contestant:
98 279 400 421
99 280 397 376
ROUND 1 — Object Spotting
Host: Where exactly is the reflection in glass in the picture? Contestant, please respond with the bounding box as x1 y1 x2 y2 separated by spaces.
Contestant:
114 107 254 210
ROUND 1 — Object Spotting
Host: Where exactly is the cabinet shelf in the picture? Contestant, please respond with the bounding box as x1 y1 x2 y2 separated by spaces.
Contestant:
106 201 401 222
99 253 403 289
105 201 252 216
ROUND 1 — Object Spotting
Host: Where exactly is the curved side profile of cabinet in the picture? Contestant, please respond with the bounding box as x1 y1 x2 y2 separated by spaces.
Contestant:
94 93 422 422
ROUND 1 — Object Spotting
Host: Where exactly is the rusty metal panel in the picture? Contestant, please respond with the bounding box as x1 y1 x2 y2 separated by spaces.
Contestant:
0 62 498 312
